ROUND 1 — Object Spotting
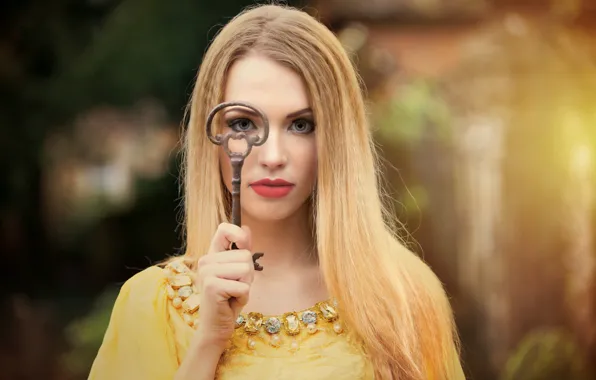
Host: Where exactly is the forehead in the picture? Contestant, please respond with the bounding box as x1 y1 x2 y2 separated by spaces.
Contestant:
224 54 310 112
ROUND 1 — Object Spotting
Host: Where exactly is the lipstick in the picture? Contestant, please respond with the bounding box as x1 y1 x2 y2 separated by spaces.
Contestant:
249 178 294 198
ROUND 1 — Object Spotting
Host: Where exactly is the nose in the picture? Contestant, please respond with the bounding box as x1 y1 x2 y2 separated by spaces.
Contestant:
257 128 287 170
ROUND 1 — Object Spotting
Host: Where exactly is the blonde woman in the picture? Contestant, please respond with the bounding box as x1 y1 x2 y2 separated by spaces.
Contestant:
89 4 465 380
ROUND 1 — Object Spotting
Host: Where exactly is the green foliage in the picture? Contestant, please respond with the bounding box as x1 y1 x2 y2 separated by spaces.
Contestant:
373 79 452 217
50 0 260 118
61 287 119 377
375 79 452 146
500 329 592 380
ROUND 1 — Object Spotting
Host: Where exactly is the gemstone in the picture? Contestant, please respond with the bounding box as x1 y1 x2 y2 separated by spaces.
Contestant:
270 334 281 347
171 261 187 273
169 275 192 288
306 323 318 334
244 312 263 334
235 315 245 328
178 286 193 299
182 294 200 313
183 313 193 325
166 285 176 300
172 297 182 308
333 321 343 334
301 310 317 325
265 317 281 334
284 313 300 335
317 302 338 322
247 338 256 349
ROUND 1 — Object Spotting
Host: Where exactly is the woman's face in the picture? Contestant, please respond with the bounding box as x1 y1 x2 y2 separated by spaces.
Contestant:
219 54 317 222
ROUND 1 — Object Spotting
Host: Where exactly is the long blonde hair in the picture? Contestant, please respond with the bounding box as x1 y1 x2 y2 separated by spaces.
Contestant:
181 4 461 379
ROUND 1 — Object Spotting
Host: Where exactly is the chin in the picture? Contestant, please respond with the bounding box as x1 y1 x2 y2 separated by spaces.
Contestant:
242 196 311 223
244 204 300 222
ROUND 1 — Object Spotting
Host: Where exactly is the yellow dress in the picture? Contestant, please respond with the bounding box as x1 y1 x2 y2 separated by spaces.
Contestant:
89 259 374 380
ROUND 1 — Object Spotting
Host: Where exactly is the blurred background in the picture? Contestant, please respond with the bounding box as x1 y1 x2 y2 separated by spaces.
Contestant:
1 0 595 379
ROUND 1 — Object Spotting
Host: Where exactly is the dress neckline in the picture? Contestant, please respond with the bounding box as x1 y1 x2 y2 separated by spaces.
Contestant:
161 258 344 339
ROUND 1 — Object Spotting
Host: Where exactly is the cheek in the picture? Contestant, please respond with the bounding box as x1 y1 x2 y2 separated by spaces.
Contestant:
300 141 318 182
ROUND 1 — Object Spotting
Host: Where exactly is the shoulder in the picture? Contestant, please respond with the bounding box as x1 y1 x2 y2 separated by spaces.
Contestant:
116 258 201 328
120 265 167 297
111 265 170 316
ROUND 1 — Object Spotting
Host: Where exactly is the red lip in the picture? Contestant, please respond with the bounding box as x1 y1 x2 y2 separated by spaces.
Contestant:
249 178 294 198
250 178 294 186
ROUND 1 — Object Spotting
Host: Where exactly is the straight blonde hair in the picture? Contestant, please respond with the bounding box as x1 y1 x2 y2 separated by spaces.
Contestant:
180 4 461 379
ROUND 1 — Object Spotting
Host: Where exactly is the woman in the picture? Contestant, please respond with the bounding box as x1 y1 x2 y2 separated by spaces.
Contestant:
89 4 464 380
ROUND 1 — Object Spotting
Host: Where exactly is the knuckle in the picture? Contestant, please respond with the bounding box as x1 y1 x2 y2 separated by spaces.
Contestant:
197 255 208 267
235 262 251 278
227 223 243 236
203 276 218 294
240 249 252 262
238 282 250 297
215 223 230 237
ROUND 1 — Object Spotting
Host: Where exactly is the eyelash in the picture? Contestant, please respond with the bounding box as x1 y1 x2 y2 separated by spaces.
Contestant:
226 118 316 134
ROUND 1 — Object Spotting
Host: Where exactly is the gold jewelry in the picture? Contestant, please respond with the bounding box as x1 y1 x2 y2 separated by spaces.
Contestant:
163 259 344 350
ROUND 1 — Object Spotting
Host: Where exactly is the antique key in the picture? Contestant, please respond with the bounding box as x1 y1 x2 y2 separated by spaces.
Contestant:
205 101 269 271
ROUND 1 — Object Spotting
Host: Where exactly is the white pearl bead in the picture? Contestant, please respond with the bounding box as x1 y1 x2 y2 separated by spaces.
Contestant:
270 334 281 347
172 297 182 308
333 321 343 333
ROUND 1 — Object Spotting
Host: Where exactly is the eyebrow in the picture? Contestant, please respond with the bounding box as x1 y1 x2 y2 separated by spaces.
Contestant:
286 107 312 118
223 107 313 119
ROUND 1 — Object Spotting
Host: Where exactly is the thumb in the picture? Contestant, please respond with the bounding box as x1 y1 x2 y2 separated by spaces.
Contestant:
229 297 246 318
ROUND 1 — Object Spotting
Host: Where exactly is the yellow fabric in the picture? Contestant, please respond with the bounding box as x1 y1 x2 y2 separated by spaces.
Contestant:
89 266 465 380
88 267 180 380
89 266 374 380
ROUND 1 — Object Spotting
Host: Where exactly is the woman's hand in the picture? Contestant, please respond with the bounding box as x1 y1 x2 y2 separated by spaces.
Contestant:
193 222 254 349
176 223 254 380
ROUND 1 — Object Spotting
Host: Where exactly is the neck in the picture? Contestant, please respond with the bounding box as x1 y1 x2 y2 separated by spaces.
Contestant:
241 204 317 273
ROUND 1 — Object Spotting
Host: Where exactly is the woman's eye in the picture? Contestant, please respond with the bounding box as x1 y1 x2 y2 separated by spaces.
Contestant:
290 119 315 134
227 118 256 132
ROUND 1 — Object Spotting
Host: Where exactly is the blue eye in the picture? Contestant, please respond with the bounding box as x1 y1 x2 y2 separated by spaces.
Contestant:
290 119 315 134
227 118 256 132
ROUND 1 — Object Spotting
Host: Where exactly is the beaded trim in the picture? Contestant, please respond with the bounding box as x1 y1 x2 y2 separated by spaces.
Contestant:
163 259 344 349
163 260 201 327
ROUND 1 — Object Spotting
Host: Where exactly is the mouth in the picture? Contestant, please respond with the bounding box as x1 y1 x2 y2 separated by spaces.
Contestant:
249 178 295 198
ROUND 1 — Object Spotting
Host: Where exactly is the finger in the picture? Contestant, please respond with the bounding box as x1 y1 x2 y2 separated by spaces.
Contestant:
203 277 250 306
230 297 247 317
199 262 253 285
228 225 252 251
197 249 252 267
240 225 252 251
208 223 251 254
